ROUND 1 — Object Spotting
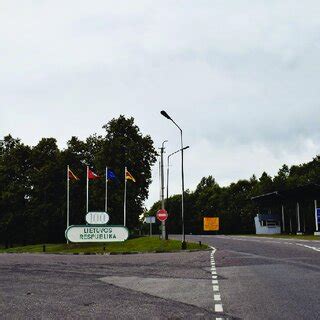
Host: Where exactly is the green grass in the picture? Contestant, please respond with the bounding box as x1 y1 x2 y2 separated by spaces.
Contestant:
241 234 320 241
0 237 208 254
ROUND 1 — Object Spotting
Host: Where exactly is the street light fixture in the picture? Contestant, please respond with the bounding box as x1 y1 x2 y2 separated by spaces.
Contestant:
167 146 190 205
161 110 187 249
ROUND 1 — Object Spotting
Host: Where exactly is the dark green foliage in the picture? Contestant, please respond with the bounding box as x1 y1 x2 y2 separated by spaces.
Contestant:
28 138 65 243
148 156 320 234
0 136 32 246
0 116 157 245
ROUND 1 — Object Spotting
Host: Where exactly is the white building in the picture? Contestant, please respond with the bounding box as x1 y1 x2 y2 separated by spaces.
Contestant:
254 214 281 235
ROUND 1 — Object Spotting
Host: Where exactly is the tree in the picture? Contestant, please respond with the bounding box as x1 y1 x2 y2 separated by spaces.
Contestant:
193 176 221 233
0 115 157 245
273 164 290 190
0 135 32 246
28 138 65 243
94 116 157 229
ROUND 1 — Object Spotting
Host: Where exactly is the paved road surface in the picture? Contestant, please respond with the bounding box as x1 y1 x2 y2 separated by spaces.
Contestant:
1 235 320 319
178 235 320 320
0 249 222 320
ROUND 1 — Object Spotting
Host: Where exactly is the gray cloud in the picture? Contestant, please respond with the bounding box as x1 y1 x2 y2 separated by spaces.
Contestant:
1 1 320 207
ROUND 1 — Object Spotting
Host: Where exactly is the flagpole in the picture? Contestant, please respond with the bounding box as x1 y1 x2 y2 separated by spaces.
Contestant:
124 167 127 226
67 165 69 244
86 166 89 213
105 166 108 212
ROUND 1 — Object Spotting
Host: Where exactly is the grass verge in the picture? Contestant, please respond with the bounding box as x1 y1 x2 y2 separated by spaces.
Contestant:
0 237 208 254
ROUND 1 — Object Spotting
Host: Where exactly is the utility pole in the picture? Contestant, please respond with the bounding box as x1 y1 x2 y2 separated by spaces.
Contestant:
160 110 186 249
160 140 168 240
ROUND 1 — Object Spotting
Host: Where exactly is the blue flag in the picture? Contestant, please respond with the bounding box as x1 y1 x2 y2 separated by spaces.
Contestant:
107 169 117 181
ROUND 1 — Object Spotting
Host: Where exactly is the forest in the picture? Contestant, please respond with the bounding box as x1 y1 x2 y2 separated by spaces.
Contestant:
148 157 320 235
0 116 157 246
2 114 320 246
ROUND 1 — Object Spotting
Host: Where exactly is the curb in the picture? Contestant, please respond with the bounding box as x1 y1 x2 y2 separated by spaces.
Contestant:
0 248 210 256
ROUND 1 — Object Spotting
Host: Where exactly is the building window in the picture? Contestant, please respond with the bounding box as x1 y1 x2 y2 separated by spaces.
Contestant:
267 220 279 227
260 220 279 227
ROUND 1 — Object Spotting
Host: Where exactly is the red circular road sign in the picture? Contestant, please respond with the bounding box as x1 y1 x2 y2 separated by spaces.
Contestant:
156 209 168 222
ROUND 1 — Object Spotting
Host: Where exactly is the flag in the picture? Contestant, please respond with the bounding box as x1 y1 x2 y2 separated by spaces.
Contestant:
125 169 136 182
68 168 79 180
107 169 117 181
88 168 99 180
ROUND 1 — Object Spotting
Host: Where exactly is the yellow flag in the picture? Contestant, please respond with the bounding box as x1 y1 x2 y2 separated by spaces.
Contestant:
125 169 136 182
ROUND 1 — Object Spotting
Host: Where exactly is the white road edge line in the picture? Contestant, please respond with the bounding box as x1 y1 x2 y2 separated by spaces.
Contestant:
210 246 224 313
296 243 320 252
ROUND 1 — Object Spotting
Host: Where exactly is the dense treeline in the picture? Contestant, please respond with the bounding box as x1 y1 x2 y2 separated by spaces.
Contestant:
148 156 320 234
2 114 320 244
0 116 157 246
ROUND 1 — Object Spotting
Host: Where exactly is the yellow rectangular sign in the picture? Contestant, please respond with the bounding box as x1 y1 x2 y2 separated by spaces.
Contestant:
203 217 219 231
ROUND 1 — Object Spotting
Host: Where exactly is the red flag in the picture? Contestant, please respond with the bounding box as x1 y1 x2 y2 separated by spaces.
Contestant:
88 168 99 180
68 168 79 180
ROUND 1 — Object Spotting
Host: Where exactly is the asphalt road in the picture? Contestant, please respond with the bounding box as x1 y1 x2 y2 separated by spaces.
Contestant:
0 249 221 320
179 235 320 320
1 236 319 320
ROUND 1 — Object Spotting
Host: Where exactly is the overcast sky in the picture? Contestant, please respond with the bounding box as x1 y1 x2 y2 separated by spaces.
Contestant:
1 1 320 208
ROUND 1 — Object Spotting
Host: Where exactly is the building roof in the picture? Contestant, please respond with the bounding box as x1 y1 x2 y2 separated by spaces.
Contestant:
256 213 281 221
251 183 320 205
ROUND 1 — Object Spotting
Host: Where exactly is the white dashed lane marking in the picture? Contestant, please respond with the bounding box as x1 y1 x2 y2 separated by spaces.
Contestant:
206 236 319 319
214 294 221 301
215 304 223 312
210 246 224 314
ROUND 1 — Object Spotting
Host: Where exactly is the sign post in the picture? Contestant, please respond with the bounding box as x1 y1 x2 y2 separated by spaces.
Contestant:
157 209 168 222
65 211 129 243
203 217 219 231
315 205 320 235
85 212 109 225
65 225 129 243
145 216 156 236
159 140 168 240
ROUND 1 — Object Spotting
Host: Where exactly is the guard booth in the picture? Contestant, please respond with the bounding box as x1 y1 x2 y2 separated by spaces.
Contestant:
254 214 281 234
251 184 320 235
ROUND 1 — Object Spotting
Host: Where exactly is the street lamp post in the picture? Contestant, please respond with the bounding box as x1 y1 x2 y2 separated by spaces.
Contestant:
161 110 187 249
166 146 189 240
167 146 190 205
